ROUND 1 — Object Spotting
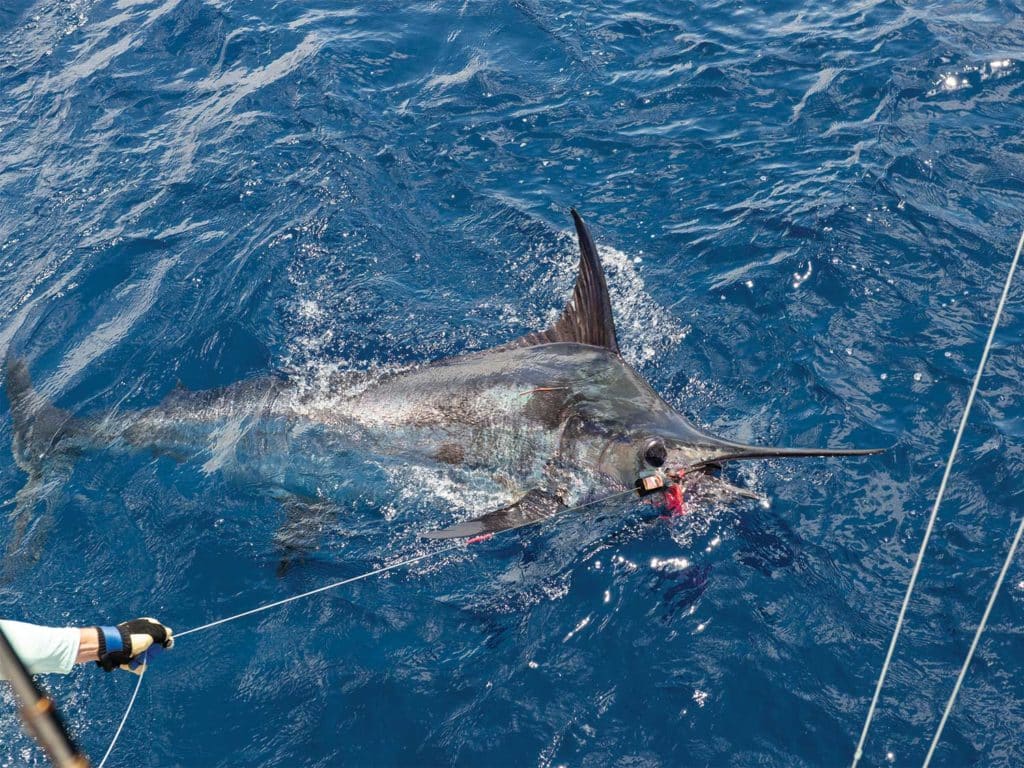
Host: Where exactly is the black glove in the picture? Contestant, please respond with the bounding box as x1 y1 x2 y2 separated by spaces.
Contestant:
96 617 174 673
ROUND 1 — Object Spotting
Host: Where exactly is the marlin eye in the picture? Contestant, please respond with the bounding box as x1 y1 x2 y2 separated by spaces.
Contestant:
643 439 667 467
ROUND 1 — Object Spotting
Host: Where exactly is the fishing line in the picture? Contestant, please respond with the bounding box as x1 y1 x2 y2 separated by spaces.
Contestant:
852 225 1023 768
176 486 639 639
175 543 463 639
96 485 646 763
97 545 463 766
97 666 145 768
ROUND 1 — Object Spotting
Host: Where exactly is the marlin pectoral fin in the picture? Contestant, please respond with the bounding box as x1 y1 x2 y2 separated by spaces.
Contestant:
422 489 565 540
272 491 337 576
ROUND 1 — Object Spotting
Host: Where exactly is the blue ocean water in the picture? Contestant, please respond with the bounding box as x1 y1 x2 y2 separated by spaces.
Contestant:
1 1 1023 765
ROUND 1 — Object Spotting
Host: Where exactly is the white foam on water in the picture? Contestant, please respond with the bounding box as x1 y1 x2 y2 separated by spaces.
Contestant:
285 221 688 388
508 230 689 368
376 451 513 526
602 243 691 367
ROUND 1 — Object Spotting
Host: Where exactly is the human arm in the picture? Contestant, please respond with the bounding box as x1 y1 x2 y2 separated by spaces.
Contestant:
0 618 173 678
75 627 100 663
0 620 81 677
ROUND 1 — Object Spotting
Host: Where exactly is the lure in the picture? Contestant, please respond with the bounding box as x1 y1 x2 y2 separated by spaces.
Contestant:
663 484 686 517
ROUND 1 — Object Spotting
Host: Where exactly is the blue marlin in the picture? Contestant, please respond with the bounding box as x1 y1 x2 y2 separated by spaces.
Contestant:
4 210 881 552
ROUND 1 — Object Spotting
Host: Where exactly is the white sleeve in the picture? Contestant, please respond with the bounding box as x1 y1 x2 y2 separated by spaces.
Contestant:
0 619 81 677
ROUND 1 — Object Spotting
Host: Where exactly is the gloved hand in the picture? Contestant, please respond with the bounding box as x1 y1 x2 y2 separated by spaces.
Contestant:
96 617 174 674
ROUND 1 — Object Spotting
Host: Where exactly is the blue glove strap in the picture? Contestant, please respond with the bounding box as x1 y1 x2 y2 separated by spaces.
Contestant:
100 625 123 655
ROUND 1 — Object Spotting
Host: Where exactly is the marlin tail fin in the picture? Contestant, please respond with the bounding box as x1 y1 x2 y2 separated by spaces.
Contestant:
6 357 83 472
3 358 80 578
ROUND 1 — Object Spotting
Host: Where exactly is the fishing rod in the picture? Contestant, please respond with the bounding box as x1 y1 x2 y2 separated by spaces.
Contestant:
0 624 89 768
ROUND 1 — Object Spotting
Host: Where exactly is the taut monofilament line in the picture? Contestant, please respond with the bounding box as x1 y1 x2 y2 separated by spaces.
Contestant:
96 483 655 764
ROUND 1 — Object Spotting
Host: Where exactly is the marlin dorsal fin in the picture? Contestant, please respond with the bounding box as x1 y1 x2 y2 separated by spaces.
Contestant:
506 209 620 353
